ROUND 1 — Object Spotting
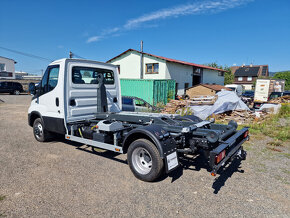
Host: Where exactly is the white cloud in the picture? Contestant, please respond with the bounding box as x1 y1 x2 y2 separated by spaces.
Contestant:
87 0 254 43
87 35 103 43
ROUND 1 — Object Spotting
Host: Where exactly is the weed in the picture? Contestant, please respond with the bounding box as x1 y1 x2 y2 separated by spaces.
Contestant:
0 195 5 201
267 140 284 147
266 147 282 152
177 107 193 116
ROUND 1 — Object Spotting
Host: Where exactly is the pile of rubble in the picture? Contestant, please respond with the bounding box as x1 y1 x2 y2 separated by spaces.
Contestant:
162 95 218 114
214 110 270 124
269 95 290 104
188 95 218 105
162 100 188 114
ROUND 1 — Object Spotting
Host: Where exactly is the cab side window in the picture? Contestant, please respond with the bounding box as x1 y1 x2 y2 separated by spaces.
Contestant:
40 65 59 95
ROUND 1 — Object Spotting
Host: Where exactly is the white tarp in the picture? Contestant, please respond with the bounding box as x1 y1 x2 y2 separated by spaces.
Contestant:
258 103 281 114
188 90 250 120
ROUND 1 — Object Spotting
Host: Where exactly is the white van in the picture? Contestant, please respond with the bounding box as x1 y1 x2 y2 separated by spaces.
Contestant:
225 84 243 97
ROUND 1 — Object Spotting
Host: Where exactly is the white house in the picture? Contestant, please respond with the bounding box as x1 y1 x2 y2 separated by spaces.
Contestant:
107 49 225 95
0 56 16 79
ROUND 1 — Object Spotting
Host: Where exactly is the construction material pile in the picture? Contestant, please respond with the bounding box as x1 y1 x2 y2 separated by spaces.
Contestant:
269 95 290 104
214 110 270 124
162 100 188 114
162 95 218 114
188 95 218 105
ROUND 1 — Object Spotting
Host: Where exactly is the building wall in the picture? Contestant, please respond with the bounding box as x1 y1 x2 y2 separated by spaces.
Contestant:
166 62 193 95
109 51 224 96
142 55 167 80
109 51 140 79
202 69 224 85
0 57 15 79
109 51 167 79
186 86 216 97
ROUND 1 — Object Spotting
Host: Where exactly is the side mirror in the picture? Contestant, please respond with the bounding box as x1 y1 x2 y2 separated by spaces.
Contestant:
29 83 36 95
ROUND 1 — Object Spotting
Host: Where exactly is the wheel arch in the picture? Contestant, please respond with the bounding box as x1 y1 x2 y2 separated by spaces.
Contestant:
28 111 44 127
122 127 166 158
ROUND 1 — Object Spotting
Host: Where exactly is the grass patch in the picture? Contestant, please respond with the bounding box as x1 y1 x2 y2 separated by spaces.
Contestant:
239 104 290 141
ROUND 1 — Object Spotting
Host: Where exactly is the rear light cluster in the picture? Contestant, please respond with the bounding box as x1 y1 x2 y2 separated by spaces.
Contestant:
244 130 249 138
215 150 226 164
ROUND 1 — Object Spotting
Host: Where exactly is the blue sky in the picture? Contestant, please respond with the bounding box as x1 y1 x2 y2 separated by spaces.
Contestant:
0 0 289 74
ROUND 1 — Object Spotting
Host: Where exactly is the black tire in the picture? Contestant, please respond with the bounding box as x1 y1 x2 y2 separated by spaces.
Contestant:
127 139 164 182
33 118 49 142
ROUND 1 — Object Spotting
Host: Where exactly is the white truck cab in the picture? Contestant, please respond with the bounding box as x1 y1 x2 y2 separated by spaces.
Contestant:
28 58 248 182
28 58 121 136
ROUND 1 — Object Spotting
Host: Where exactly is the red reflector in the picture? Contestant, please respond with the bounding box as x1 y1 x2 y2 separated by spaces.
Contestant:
216 150 226 164
244 131 249 138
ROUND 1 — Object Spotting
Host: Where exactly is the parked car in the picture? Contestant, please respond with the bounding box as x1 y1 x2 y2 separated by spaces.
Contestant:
242 90 254 98
225 84 243 97
0 81 24 95
122 96 159 112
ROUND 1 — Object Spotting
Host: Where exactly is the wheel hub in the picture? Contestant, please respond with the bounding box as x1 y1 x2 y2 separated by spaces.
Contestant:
34 123 43 139
132 147 152 175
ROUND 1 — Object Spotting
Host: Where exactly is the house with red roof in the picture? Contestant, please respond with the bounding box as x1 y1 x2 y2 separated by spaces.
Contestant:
107 49 226 95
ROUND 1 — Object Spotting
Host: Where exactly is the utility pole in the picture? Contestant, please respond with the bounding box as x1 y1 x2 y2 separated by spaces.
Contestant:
69 51 73 58
140 41 143 79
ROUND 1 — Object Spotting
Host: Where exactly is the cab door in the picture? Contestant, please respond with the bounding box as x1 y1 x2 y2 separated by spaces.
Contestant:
32 65 66 134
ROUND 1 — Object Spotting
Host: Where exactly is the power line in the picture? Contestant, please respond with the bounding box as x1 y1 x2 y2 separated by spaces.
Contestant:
0 46 53 62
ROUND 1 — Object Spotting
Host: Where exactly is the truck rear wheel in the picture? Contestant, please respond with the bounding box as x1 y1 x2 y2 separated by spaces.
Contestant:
33 118 49 142
127 139 164 182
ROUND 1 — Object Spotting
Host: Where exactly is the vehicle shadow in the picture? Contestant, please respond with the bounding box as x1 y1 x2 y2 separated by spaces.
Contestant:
212 159 244 194
163 154 244 194
50 137 244 189
54 137 127 165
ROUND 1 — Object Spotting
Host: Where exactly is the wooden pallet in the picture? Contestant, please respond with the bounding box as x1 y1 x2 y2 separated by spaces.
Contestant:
188 95 218 105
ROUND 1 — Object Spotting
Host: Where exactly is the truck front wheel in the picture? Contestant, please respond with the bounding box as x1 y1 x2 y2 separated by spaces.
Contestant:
127 139 164 182
33 118 49 142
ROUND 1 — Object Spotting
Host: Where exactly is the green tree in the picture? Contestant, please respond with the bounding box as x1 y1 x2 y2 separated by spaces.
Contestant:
273 71 290 90
206 63 234 85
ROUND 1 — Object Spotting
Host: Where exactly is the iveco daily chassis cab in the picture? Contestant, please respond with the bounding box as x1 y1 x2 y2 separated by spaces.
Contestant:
28 59 248 182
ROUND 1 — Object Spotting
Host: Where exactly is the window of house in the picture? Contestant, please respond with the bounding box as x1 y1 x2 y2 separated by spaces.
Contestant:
72 66 114 84
218 71 224 76
193 67 201 74
146 63 159 74
262 66 267 76
247 76 252 81
0 63 5 72
238 77 243 81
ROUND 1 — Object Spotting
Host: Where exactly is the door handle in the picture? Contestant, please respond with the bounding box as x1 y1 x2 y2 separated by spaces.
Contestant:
56 97 59 107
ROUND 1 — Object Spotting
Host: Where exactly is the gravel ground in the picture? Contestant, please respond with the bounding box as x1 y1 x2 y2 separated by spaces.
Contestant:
0 94 289 217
